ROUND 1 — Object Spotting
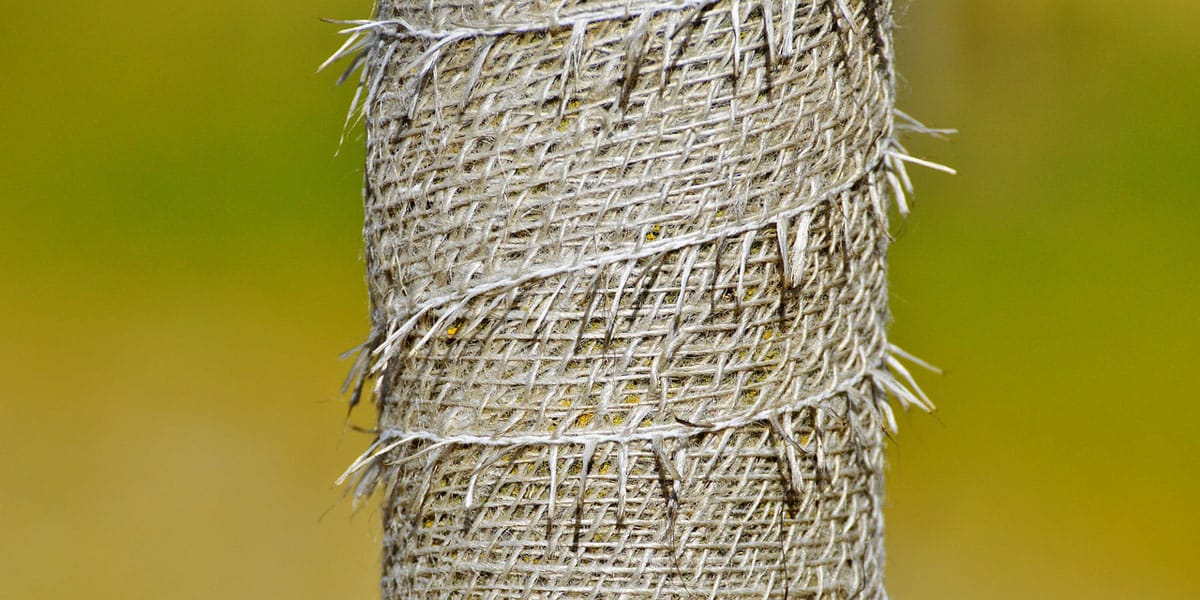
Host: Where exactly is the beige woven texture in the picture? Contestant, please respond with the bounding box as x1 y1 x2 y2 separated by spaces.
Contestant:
332 1 934 597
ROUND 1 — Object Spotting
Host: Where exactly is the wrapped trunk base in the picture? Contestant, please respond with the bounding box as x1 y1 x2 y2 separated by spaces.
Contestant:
378 378 888 598
337 0 929 597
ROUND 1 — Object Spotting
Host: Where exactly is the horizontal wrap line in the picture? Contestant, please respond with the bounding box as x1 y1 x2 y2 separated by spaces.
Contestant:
337 365 911 485
331 1 720 41
371 137 900 369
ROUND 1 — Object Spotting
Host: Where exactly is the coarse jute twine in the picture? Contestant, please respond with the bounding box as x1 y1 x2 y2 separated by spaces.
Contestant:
328 1 942 597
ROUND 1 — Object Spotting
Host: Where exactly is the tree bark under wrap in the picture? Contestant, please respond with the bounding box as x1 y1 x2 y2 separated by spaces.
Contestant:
336 1 930 597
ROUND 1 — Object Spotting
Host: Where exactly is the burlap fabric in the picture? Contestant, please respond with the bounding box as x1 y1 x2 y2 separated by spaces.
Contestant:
330 1 934 597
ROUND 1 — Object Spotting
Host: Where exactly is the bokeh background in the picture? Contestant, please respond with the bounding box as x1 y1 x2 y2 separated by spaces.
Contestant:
1 0 1197 598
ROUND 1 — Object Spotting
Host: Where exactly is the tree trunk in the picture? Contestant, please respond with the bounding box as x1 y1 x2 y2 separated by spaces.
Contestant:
336 1 929 597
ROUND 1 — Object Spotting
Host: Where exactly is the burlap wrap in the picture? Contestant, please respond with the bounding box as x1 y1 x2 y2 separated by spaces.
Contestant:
331 1 933 597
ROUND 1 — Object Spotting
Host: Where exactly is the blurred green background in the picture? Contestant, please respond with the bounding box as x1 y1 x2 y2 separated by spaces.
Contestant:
1 1 1196 598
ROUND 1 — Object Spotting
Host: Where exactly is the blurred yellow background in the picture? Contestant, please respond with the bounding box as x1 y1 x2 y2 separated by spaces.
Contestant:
1 1 1196 598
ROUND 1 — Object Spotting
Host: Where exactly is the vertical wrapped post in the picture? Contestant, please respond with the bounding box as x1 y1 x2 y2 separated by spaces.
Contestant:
336 1 931 597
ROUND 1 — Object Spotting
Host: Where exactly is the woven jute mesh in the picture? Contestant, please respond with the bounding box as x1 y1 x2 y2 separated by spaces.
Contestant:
330 1 934 597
